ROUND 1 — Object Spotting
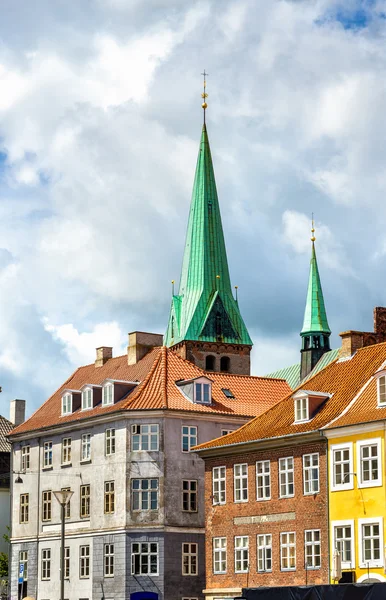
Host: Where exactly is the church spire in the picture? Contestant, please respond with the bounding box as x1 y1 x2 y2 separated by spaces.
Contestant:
300 220 331 380
165 82 252 374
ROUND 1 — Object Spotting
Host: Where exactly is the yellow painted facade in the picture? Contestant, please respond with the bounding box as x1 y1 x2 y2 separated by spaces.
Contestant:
327 424 386 583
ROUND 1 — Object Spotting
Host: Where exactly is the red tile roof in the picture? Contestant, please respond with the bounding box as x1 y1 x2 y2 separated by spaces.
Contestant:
194 342 386 452
10 347 290 436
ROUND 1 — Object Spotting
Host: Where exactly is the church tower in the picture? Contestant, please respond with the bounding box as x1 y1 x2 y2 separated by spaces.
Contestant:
300 222 331 380
164 78 252 375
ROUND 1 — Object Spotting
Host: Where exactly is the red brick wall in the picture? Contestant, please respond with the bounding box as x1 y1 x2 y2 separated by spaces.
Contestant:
204 440 328 590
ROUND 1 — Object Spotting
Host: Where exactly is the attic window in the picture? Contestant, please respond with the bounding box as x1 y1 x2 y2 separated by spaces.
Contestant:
294 396 309 423
82 387 92 410
102 383 113 406
222 388 235 399
378 375 386 406
195 382 211 404
62 393 72 416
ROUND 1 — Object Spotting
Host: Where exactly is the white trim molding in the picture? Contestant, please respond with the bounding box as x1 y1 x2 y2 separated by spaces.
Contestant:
357 572 386 583
356 438 382 489
331 519 355 569
330 442 354 491
358 516 384 569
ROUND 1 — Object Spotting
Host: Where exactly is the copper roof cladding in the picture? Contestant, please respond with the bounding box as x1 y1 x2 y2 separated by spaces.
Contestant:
9 347 290 437
194 341 386 452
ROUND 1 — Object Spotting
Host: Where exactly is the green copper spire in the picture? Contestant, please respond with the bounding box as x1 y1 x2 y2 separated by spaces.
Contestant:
165 123 252 347
301 231 331 336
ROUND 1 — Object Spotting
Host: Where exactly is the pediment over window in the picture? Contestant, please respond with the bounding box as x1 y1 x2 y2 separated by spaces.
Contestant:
292 389 331 423
176 376 213 405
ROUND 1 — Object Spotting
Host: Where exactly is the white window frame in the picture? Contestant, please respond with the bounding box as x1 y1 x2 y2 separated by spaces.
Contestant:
79 545 90 579
213 466 226 505
182 426 197 452
61 393 72 416
234 536 249 573
64 546 70 579
20 494 29 524
19 550 28 581
105 428 116 455
332 519 355 569
81 387 93 410
280 532 296 571
41 548 51 580
131 424 159 451
182 542 198 576
303 453 320 495
294 396 309 423
131 542 159 575
213 537 226 574
257 534 272 573
234 463 248 503
304 529 321 570
358 517 384 568
102 383 114 406
377 374 386 406
194 381 211 404
104 543 114 577
81 433 91 462
357 438 382 488
330 442 353 491
131 478 158 511
256 460 271 501
104 481 115 514
279 456 294 498
21 446 30 471
61 438 72 465
221 429 234 436
43 441 52 467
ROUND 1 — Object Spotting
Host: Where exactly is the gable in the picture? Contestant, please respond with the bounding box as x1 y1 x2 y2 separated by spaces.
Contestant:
200 294 237 340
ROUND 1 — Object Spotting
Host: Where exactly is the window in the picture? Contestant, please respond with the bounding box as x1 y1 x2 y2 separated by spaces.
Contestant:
64 546 70 579
257 534 272 573
280 532 296 571
234 536 249 573
220 356 230 372
81 434 91 461
294 396 308 422
21 446 30 471
222 389 235 399
132 479 158 510
279 457 294 498
213 537 226 574
305 530 321 569
131 542 158 575
102 383 113 406
333 520 355 569
357 439 382 488
182 426 197 452
20 494 29 523
82 387 92 410
182 480 197 512
377 375 386 405
42 491 52 522
62 393 72 415
303 453 319 495
359 518 383 567
62 487 71 519
221 429 234 436
19 551 28 581
331 443 353 490
206 355 215 371
132 424 159 451
43 441 52 467
213 466 226 504
61 438 72 465
41 549 51 580
195 382 211 403
182 543 198 576
105 428 116 455
80 485 90 518
104 544 114 577
256 461 270 500
79 545 90 578
104 481 115 514
234 463 248 502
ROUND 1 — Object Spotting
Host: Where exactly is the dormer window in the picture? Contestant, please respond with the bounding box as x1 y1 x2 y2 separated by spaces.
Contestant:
195 382 211 404
82 387 93 410
103 383 113 406
295 396 309 422
62 393 72 416
377 375 386 406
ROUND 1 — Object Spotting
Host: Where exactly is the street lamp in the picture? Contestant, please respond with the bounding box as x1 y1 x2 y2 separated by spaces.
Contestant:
53 489 73 600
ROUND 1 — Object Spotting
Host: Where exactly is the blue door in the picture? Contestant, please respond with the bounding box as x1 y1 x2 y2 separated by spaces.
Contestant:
131 592 158 600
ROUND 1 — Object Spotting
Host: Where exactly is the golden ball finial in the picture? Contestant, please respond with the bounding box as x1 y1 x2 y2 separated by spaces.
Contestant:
202 102 207 109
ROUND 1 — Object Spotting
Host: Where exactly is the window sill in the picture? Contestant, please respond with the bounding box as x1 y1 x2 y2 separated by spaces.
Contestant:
234 499 248 503
331 484 354 492
61 463 72 468
359 561 383 569
80 517 90 520
357 481 382 489
42 466 53 471
304 490 320 496
182 510 198 513
104 574 114 578
279 495 295 499
281 568 296 572
257 570 272 574
256 497 271 502
80 459 92 465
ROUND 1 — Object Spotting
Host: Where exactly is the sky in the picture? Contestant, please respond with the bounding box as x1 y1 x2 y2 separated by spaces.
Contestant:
0 0 386 417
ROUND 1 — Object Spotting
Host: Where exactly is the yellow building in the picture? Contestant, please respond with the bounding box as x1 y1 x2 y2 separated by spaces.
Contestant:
325 367 386 583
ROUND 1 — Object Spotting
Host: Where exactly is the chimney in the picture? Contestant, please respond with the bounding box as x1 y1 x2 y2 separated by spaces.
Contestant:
10 399 26 427
127 331 163 365
374 307 386 338
339 331 364 359
95 347 113 368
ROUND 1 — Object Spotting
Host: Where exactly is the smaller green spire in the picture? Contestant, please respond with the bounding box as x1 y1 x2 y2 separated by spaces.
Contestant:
301 232 331 336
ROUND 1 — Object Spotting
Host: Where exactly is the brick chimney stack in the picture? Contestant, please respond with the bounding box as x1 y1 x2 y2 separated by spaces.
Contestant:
95 347 113 367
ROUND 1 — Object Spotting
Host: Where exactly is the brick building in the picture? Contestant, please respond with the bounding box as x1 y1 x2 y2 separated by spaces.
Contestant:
195 317 386 600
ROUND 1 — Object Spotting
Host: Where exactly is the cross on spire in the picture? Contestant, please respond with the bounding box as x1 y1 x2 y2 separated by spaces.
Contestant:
201 70 208 123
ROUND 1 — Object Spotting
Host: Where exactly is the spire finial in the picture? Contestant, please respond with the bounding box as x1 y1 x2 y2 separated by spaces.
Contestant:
201 70 208 124
171 280 175 295
311 213 316 243
235 285 238 302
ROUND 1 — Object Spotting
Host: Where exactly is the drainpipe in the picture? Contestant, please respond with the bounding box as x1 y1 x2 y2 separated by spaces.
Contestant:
36 437 41 599
320 431 330 584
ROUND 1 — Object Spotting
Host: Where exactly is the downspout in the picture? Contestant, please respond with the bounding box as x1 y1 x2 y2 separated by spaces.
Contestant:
36 437 41 600
9 443 13 597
